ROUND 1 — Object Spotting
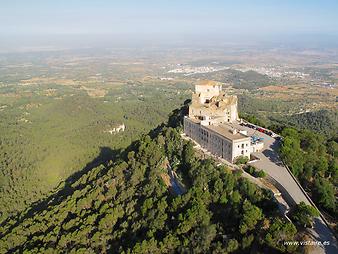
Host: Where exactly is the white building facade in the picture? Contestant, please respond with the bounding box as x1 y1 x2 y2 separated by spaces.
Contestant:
184 117 251 162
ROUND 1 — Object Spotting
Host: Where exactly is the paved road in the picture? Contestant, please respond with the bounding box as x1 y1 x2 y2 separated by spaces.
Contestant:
239 124 337 254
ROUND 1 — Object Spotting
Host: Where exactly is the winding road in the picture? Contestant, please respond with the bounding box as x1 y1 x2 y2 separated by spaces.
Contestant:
238 124 337 254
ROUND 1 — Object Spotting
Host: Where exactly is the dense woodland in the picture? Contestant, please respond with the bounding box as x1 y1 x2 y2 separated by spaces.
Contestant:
238 95 300 116
0 49 336 253
280 127 337 219
0 108 307 254
239 95 337 138
240 106 338 140
285 110 338 138
0 82 191 221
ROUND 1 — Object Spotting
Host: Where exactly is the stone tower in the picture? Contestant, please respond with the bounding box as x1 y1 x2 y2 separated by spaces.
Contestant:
189 80 239 124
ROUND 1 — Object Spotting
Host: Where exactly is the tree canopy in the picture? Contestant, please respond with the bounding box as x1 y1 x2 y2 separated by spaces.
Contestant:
0 116 301 253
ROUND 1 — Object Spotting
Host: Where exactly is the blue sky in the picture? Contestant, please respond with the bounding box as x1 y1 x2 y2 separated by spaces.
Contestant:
1 0 338 47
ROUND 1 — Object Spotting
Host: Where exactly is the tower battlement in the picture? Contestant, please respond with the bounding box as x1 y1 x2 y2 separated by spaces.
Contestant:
189 80 239 124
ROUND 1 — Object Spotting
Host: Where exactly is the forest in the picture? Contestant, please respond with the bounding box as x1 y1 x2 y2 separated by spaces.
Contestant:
0 81 191 222
0 106 312 254
285 110 338 138
279 127 337 220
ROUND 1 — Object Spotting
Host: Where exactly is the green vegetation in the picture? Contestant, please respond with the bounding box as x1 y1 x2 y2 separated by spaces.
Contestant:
279 128 337 218
264 218 298 253
235 156 249 165
198 69 275 90
290 202 320 228
286 110 338 138
239 113 267 127
227 70 275 90
1 49 336 253
238 94 300 116
244 165 267 178
239 97 337 138
0 110 302 253
0 81 190 221
313 178 336 213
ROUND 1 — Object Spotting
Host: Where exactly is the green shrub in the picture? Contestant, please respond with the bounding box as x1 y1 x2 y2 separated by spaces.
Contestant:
255 170 267 178
235 156 249 165
244 166 266 178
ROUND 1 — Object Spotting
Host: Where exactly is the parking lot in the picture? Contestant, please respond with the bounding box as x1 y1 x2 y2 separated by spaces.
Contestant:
237 123 309 205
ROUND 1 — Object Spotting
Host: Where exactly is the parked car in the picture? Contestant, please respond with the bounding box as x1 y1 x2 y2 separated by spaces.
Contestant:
271 133 277 138
266 131 273 136
275 136 283 141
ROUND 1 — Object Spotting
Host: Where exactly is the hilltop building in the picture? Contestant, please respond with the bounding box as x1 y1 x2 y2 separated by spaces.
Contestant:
184 80 263 163
189 80 239 123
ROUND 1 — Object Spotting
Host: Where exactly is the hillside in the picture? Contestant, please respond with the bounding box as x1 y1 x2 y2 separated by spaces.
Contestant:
188 69 275 90
0 106 302 254
286 110 338 138
0 81 190 220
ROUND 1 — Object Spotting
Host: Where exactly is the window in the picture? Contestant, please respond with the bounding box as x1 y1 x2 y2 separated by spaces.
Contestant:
241 150 244 155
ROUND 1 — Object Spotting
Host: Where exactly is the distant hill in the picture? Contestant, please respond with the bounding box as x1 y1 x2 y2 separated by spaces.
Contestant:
226 70 275 90
191 69 275 90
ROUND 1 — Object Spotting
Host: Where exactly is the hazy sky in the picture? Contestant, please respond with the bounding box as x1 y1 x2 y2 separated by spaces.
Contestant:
1 0 338 49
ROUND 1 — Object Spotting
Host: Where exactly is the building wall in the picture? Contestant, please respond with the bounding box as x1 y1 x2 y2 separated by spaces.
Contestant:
195 84 222 103
189 94 238 123
232 140 251 160
184 117 201 144
189 106 231 122
184 117 251 163
229 103 239 122
251 142 264 153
